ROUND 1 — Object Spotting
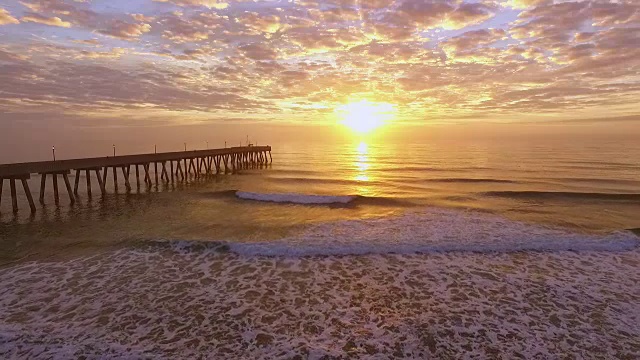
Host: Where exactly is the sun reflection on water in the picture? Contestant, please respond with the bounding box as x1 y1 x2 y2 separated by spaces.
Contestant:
353 141 373 195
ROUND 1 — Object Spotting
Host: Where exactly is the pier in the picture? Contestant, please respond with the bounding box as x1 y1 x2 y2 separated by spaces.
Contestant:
0 146 272 213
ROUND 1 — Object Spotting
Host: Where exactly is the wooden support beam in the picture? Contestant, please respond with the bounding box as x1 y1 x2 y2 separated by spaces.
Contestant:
188 158 196 178
121 166 131 192
10 179 18 213
95 168 106 196
0 178 3 208
161 162 169 182
135 164 140 190
39 173 46 204
102 167 108 188
86 169 92 198
63 173 75 204
143 163 151 185
154 162 159 186
170 161 174 184
52 174 60 205
193 158 199 178
74 169 81 195
112 166 118 193
20 179 36 213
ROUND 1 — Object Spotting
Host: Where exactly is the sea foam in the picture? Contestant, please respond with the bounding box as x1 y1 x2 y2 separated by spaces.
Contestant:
163 208 639 257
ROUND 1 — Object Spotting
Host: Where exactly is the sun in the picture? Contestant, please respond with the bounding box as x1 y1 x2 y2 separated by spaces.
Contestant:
336 100 396 134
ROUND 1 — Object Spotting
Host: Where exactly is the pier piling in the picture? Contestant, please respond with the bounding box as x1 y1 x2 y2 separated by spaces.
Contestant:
52 174 59 205
86 170 92 198
63 173 75 204
21 178 36 213
10 179 18 213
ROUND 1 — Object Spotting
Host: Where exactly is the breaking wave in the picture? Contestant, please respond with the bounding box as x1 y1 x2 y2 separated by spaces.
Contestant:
236 191 355 204
153 208 639 257
233 191 415 207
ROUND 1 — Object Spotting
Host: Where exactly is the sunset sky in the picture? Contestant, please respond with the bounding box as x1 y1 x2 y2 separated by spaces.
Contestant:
0 0 639 136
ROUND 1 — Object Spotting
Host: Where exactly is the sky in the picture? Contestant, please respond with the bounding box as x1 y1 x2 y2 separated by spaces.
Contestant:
0 0 639 160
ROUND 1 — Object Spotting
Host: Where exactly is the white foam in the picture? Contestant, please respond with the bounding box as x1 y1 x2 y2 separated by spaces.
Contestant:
1 245 639 358
236 191 355 204
227 208 638 257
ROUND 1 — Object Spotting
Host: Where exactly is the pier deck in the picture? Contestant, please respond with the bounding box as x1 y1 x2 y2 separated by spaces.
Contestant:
0 146 271 213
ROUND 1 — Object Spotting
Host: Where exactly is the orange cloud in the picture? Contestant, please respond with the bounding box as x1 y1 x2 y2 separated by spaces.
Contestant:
0 7 19 25
98 20 151 39
237 12 282 34
21 12 72 27
153 0 228 9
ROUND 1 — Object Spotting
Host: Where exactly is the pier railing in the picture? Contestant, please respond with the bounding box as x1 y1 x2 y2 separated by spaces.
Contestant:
0 146 272 213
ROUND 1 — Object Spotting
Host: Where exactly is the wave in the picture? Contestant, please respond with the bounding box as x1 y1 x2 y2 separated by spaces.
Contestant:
416 178 518 184
268 177 359 185
236 191 355 204
151 208 639 257
484 191 640 201
377 166 460 173
233 191 415 207
549 177 640 185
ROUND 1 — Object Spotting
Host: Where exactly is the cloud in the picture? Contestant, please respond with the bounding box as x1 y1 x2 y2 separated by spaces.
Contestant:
75 48 127 60
132 14 155 22
444 3 495 30
97 20 151 39
0 7 19 25
285 26 367 52
237 12 282 34
21 12 72 27
152 0 228 9
238 43 278 60
507 0 551 9
442 28 507 53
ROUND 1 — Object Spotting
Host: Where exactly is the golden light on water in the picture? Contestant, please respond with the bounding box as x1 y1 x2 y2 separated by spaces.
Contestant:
336 100 397 134
354 141 370 182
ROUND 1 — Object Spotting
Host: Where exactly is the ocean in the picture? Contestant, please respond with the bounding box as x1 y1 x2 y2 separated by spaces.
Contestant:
1 136 639 358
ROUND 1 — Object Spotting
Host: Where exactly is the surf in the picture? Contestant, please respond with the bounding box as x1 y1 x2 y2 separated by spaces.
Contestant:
152 208 639 257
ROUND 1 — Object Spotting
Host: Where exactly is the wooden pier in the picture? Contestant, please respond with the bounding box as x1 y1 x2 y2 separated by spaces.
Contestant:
0 146 271 213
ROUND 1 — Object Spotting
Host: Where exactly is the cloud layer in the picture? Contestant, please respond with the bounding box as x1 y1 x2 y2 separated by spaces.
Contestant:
0 0 639 124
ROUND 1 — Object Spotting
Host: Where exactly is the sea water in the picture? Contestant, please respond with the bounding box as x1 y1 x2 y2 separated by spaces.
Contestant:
0 136 639 358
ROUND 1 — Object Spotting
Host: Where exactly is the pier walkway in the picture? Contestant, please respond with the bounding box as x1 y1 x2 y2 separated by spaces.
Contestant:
0 146 271 213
